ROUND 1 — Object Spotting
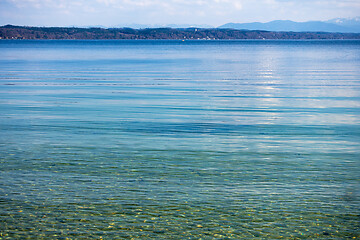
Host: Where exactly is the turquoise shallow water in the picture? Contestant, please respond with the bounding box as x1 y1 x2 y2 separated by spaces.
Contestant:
0 40 359 239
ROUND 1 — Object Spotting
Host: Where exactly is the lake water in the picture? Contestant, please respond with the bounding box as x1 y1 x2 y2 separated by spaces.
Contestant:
0 40 359 239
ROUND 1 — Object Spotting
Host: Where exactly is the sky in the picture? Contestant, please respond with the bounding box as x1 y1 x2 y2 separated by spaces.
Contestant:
0 0 359 27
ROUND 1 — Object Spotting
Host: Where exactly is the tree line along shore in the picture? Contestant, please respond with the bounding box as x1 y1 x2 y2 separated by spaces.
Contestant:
1 25 360 40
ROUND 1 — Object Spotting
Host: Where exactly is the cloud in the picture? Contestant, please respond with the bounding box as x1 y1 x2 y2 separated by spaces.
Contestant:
8 0 83 9
1 0 359 26
90 0 245 21
233 1 242 10
5 0 360 14
94 0 243 9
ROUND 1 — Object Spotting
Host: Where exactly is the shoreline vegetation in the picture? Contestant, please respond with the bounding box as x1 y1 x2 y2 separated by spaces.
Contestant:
1 25 360 40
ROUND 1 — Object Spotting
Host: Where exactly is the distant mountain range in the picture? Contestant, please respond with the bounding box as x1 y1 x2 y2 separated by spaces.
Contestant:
218 17 360 33
121 24 214 29
29 18 360 33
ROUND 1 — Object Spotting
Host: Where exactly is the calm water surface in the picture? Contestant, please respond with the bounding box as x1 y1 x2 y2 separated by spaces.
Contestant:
0 40 359 239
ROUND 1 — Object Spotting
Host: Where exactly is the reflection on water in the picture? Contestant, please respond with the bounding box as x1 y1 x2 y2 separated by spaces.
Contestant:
0 40 359 239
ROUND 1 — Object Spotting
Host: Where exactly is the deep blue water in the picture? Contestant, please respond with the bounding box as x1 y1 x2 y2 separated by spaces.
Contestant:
0 40 359 239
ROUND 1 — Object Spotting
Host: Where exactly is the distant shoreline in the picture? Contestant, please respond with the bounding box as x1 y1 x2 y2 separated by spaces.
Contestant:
1 25 360 40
